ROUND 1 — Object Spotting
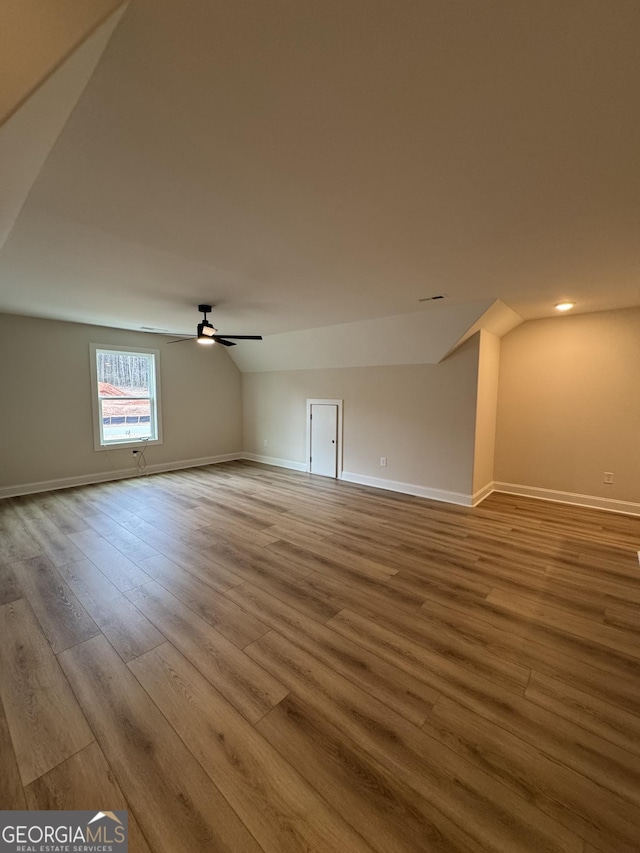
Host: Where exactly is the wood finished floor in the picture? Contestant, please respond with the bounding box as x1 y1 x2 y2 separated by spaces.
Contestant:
1 461 639 852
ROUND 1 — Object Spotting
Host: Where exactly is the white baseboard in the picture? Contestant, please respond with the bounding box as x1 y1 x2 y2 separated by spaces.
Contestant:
241 452 307 472
6 453 636 522
341 470 475 507
471 481 495 506
0 453 243 500
493 481 640 518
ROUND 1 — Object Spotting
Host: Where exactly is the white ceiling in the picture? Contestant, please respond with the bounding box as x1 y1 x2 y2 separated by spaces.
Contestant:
0 0 639 367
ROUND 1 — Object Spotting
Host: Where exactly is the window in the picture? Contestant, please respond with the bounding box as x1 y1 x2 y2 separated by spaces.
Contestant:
90 345 162 450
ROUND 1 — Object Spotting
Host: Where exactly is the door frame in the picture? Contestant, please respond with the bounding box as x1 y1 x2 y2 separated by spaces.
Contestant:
306 399 343 478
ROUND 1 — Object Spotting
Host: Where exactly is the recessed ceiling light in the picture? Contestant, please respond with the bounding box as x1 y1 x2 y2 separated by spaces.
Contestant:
555 302 575 312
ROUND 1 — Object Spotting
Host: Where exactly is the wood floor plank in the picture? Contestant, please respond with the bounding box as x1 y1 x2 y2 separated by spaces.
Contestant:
323 527 485 577
267 536 399 579
417 593 640 718
199 490 289 528
418 589 640 690
393 562 493 603
138 554 269 648
88 508 245 592
257 692 482 853
545 546 640 581
314 574 531 694
326 608 640 808
0 559 23 605
11 555 100 653
53 486 105 518
241 569 343 623
125 581 288 722
114 485 280 548
428 696 640 853
0 598 94 785
196 518 281 549
195 501 282 536
129 642 374 853
67 529 152 591
486 588 640 660
202 537 316 583
0 692 26 808
416 556 609 621
604 601 640 633
301 569 419 618
10 498 86 567
82 511 160 562
525 670 640 757
546 565 640 605
327 588 530 696
58 635 263 853
200 541 342 620
0 503 42 563
25 742 152 853
57 559 164 662
2 463 639 852
245 630 583 853
263 508 338 541
226 581 440 725
265 540 426 610
118 493 216 534
30 492 90 534
263 521 328 547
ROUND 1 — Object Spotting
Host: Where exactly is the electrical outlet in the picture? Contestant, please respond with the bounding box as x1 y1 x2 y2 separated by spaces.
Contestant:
604 472 614 484
380 456 387 467
263 439 268 447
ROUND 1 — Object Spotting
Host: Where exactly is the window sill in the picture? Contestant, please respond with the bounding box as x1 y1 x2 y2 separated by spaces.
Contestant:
93 438 163 452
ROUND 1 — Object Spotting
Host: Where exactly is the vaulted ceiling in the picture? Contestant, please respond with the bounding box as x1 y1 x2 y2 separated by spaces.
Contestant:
0 0 639 370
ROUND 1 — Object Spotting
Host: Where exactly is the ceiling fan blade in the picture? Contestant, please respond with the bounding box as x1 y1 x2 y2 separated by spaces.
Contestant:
212 335 263 340
166 337 196 344
213 337 236 347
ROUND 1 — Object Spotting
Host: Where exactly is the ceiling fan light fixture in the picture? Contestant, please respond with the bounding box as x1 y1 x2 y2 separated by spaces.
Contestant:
166 305 262 347
197 320 217 337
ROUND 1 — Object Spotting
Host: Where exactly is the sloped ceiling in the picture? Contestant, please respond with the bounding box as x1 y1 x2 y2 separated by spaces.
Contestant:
0 0 638 369
231 299 522 373
441 300 523 362
0 0 125 125
0 5 127 254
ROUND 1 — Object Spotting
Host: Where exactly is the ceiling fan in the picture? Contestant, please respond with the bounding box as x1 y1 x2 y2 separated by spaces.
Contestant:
167 305 263 347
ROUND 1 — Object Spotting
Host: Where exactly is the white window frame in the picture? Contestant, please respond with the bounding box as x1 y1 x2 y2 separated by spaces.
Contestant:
89 344 163 451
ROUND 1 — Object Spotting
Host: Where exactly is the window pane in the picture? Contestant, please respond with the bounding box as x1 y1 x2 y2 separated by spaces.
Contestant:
97 351 152 397
101 399 154 443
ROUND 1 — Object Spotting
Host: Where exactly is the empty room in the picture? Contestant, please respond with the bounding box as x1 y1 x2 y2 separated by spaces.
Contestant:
0 2 639 852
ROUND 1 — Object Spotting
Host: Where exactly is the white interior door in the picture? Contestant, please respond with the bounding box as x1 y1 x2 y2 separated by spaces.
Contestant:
310 404 338 477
